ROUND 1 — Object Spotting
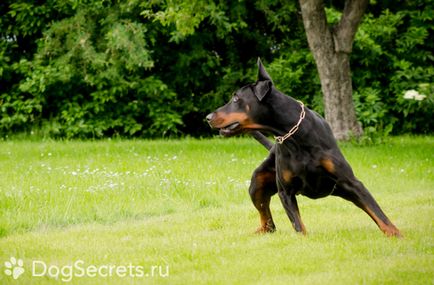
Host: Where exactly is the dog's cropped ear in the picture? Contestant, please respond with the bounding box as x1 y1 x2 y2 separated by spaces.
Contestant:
257 57 272 82
254 80 272 101
255 58 273 101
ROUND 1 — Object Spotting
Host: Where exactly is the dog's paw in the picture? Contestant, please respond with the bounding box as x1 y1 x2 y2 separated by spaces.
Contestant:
384 226 403 238
255 225 276 234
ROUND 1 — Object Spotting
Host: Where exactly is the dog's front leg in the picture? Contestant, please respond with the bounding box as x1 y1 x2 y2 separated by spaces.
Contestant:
249 154 277 233
249 179 276 233
278 189 307 235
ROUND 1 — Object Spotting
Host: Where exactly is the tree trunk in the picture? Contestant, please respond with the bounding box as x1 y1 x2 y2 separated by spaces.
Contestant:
298 0 368 140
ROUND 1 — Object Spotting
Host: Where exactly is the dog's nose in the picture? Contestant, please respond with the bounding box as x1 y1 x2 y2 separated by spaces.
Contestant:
206 113 214 122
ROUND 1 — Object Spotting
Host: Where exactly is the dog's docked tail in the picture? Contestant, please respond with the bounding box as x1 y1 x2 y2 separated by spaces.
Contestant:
251 131 274 151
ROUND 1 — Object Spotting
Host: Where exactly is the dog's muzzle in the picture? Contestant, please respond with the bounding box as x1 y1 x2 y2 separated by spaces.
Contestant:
206 113 214 126
206 112 241 136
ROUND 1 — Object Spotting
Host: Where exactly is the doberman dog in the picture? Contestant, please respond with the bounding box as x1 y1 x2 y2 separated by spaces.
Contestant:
206 58 401 237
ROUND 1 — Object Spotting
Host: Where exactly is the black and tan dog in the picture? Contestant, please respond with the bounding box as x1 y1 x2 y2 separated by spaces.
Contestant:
206 58 401 237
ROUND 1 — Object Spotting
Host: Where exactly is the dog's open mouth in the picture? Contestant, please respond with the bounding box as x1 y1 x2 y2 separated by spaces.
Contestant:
219 122 241 136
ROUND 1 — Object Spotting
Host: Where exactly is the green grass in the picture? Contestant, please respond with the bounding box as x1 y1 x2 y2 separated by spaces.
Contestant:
0 136 433 284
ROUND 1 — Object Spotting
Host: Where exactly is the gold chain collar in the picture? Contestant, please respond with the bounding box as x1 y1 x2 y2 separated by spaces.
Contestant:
274 100 306 144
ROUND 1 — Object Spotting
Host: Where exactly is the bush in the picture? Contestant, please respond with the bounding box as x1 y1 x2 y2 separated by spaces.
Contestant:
0 0 433 139
1 2 184 138
351 4 434 137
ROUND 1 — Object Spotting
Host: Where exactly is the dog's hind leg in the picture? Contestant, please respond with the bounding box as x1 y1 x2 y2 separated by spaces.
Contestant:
249 153 277 233
332 180 402 237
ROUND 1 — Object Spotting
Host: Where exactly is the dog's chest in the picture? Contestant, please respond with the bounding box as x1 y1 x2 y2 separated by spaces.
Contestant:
274 143 335 198
274 143 311 173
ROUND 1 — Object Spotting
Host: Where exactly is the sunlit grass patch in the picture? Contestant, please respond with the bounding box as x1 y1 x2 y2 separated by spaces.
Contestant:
0 136 432 284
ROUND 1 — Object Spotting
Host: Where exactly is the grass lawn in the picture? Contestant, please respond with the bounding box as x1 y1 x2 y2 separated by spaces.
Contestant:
0 136 433 284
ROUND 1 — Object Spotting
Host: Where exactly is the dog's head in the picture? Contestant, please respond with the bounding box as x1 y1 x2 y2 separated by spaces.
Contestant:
206 58 274 136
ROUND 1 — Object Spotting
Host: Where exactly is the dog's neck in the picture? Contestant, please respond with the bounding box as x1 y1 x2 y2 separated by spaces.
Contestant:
265 89 308 138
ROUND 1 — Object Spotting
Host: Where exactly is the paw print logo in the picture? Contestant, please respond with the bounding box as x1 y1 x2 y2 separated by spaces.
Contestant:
4 257 25 280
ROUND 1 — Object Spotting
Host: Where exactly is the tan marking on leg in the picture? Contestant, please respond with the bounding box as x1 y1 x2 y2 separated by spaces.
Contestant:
365 207 402 238
298 213 307 235
253 172 276 234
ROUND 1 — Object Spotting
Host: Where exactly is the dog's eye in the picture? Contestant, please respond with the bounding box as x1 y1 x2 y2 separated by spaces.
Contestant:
233 95 240 103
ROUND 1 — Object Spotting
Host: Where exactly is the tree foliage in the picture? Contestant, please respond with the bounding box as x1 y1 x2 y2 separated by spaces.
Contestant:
352 2 434 138
0 0 432 139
